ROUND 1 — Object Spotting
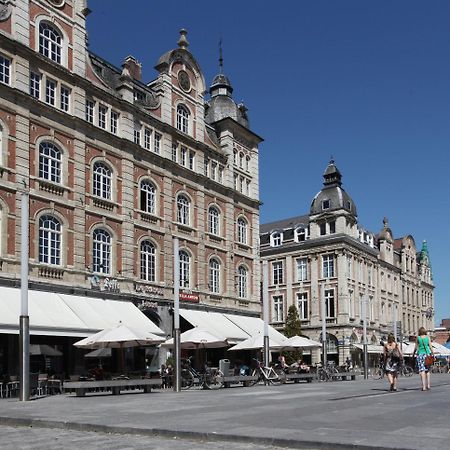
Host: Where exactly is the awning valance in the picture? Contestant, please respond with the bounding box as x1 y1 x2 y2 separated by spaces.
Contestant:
352 344 384 354
0 286 164 337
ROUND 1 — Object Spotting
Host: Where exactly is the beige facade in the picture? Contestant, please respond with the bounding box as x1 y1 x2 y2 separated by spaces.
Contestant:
0 0 262 342
260 161 434 366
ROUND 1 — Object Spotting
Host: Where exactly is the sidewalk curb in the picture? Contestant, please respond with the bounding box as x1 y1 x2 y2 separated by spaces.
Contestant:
0 415 410 450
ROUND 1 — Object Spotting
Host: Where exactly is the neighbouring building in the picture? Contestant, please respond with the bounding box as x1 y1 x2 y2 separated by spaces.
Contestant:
0 0 262 376
260 160 434 366
434 319 450 345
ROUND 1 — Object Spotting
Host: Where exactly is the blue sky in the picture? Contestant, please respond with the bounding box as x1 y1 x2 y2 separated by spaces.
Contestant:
88 1 450 325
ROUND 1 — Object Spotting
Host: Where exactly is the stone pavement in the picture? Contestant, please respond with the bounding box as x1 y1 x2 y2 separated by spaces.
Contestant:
1 374 450 449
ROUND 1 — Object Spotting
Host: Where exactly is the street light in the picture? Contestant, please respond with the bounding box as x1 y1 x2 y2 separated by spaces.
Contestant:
321 283 327 367
262 261 269 367
362 294 368 379
173 237 181 392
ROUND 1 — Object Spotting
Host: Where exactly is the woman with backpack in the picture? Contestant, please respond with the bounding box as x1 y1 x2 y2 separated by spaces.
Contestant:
413 327 435 391
384 334 402 392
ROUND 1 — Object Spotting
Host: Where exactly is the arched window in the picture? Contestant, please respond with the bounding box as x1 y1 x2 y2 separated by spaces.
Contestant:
92 229 111 274
179 250 190 288
209 258 220 294
237 266 248 298
140 240 155 282
140 180 156 214
294 227 308 242
39 142 61 183
176 105 189 134
270 231 283 247
93 161 112 200
39 22 62 64
38 215 61 265
208 206 220 235
177 194 190 226
237 217 248 245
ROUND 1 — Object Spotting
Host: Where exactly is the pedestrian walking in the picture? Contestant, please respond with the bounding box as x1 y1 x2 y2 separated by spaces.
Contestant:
383 334 402 392
413 327 435 391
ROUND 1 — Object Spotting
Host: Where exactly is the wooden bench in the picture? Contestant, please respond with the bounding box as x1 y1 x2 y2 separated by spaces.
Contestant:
64 378 162 397
220 375 260 388
328 371 360 381
279 372 317 383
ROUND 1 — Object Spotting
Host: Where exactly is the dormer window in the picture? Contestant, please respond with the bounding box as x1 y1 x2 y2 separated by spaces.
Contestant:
322 199 330 210
294 227 308 242
270 231 283 247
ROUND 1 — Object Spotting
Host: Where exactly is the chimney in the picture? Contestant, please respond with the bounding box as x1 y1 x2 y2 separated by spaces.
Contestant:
123 56 142 81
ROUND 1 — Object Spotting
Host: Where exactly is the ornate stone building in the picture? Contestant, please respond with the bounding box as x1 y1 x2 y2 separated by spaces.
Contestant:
0 0 262 374
260 160 434 365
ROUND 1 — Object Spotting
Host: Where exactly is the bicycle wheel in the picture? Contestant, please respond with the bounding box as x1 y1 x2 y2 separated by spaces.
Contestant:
248 369 260 387
371 367 383 380
403 365 413 377
204 369 224 390
317 368 327 382
180 368 195 390
267 368 282 385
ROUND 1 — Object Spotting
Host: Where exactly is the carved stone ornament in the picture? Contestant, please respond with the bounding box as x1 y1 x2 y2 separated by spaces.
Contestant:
47 0 65 8
178 70 191 92
0 0 12 22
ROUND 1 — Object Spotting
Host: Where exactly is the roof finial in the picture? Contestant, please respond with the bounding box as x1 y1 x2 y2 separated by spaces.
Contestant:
219 37 223 73
329 154 334 164
383 216 388 228
178 29 189 49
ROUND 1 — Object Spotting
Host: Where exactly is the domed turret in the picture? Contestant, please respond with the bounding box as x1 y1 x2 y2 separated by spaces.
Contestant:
378 217 394 243
310 160 357 216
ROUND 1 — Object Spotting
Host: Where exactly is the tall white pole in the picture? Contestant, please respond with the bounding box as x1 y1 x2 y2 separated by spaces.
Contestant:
19 190 30 401
393 304 398 342
262 261 269 367
173 237 181 392
362 294 368 379
321 283 327 367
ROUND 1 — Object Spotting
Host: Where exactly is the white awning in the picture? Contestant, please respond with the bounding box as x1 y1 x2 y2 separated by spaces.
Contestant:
180 309 286 345
0 286 164 337
352 344 384 354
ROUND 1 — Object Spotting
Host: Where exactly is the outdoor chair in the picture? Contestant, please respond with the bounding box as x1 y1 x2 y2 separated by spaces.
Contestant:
7 375 19 397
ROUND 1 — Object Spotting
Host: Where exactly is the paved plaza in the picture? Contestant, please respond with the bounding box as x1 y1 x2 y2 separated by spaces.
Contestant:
1 374 450 450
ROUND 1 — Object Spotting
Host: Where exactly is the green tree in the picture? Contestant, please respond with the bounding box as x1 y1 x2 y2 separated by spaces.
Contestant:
283 305 302 364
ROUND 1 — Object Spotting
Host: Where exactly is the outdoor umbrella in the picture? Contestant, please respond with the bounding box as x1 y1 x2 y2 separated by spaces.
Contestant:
280 335 322 350
29 344 63 357
402 341 450 357
74 324 165 372
84 348 112 359
227 333 285 351
162 328 228 349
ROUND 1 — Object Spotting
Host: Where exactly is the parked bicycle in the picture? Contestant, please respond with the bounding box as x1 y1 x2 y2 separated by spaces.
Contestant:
372 362 413 379
316 361 340 381
180 356 224 390
248 358 282 386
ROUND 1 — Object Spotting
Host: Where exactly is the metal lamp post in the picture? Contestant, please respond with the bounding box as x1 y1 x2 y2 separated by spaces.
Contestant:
362 294 368 379
262 261 269 367
321 283 327 367
173 237 181 392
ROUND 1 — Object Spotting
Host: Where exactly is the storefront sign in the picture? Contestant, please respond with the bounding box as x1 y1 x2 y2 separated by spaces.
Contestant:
134 283 164 296
137 300 159 311
179 292 199 302
88 275 120 293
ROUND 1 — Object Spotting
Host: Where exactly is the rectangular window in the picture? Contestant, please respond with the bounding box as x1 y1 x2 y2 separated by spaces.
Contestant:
172 143 178 162
98 104 107 129
180 146 187 166
144 128 152 150
349 290 355 318
329 221 336 234
110 111 118 134
204 158 209 177
273 296 284 322
296 258 308 282
85 99 94 123
134 123 141 145
45 78 56 105
322 254 335 278
60 85 70 112
189 150 195 170
320 223 326 236
325 289 335 318
30 71 41 99
153 132 161 154
0 55 11 85
218 166 224 184
211 162 217 181
272 261 283 285
297 293 308 320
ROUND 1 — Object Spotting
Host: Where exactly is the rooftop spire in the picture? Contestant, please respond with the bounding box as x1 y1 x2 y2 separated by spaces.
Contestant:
177 29 189 50
323 158 342 187
219 38 223 73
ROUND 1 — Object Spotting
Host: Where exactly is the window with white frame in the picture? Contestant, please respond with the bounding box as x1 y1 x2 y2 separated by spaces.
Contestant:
134 122 141 144
176 194 190 225
140 240 155 282
273 295 284 322
180 146 187 166
211 162 217 181
204 158 209 177
38 215 61 265
237 217 248 244
179 250 190 288
85 99 94 123
296 258 308 282
237 266 247 298
30 71 41 98
346 255 352 278
270 231 283 247
110 111 118 134
209 258 220 294
218 166 224 184
297 292 308 320
272 261 283 285
329 220 336 234
98 104 107 129
172 143 178 162
295 227 308 242
176 104 189 134
60 85 70 112
39 142 61 183
189 150 195 170
322 254 335 278
153 132 161 154
0 55 11 85
368 296 374 322
324 288 335 318
208 206 220 235
92 229 111 274
239 152 244 168
144 128 151 150
39 22 62 64
93 161 112 200
45 78 56 105
140 180 156 214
